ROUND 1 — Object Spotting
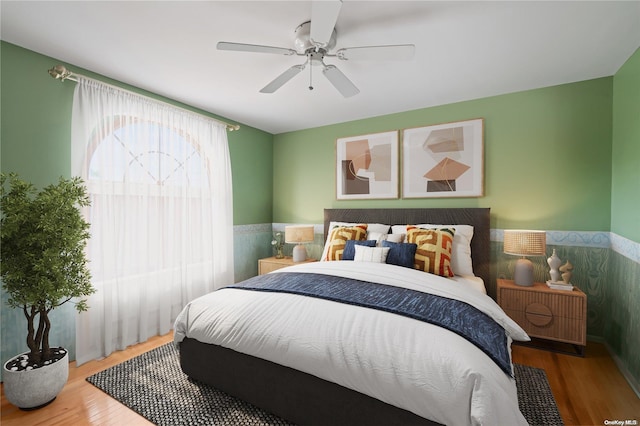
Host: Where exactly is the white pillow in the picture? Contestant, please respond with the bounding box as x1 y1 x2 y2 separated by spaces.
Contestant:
391 224 474 276
390 225 408 235
321 222 390 261
354 245 390 263
367 232 405 246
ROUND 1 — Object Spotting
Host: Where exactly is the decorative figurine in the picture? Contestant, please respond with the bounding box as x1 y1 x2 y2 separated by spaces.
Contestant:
547 249 562 282
559 260 573 284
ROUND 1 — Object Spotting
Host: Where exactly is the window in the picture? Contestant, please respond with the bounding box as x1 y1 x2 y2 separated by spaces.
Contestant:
86 119 215 281
89 121 208 189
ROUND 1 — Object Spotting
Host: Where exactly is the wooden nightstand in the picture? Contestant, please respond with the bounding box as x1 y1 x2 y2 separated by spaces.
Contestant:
497 278 587 356
258 256 316 275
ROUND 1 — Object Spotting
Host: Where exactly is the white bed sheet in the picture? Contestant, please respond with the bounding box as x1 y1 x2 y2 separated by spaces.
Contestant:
451 274 486 294
174 261 529 426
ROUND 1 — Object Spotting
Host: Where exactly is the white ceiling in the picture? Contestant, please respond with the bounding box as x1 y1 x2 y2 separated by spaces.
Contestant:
2 1 639 134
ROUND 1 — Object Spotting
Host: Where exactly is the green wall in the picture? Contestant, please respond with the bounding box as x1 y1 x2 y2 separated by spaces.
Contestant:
611 47 640 243
607 47 640 390
273 78 613 231
229 126 273 225
1 44 74 187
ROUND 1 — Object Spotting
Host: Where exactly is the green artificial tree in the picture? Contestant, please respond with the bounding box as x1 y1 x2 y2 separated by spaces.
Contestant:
1 173 95 366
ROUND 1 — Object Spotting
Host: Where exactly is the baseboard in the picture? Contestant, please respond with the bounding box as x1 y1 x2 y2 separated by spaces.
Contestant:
602 341 640 398
586 334 604 343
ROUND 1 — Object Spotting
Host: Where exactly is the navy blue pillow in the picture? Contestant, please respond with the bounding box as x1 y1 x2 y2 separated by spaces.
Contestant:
382 240 417 269
342 239 377 260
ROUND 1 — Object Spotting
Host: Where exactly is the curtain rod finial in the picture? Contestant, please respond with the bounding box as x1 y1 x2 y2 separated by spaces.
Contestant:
48 65 73 81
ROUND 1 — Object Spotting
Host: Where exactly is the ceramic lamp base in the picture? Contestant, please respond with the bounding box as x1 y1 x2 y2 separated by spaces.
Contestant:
514 258 534 286
292 244 307 262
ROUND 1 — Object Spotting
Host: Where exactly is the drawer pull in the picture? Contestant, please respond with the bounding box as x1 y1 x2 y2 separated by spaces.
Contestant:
525 303 553 326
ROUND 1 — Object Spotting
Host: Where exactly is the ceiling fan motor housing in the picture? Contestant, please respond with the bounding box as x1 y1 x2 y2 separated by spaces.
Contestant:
294 21 336 53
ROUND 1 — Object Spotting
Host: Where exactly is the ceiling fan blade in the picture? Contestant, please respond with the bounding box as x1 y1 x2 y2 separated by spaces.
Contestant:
217 41 296 56
260 65 305 93
336 44 416 61
310 0 342 46
322 65 359 98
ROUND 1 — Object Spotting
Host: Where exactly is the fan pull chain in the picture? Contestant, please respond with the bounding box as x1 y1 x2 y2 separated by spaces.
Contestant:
309 64 314 91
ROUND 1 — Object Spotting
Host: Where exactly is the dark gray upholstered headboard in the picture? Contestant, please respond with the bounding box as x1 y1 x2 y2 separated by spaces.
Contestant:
324 208 491 286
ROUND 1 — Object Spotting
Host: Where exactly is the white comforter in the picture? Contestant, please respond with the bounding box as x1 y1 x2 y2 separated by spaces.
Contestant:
174 261 529 426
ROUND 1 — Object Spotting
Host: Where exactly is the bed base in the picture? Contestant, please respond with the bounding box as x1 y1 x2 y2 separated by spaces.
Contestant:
179 337 438 425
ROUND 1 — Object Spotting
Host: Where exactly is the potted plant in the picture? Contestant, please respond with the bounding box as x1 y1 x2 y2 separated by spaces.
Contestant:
1 173 95 409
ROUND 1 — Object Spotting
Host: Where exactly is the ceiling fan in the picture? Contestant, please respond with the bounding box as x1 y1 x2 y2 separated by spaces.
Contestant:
217 0 415 98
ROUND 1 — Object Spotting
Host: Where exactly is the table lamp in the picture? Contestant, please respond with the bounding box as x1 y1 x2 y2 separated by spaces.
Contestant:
503 230 546 286
285 225 315 262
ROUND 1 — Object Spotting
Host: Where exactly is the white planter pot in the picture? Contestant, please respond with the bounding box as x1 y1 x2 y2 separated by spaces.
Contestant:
3 350 69 409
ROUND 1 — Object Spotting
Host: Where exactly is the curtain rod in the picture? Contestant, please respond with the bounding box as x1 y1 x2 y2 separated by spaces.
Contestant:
47 65 240 132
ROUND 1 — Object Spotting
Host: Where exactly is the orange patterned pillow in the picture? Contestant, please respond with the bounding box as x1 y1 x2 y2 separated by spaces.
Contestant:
406 226 455 277
324 224 368 261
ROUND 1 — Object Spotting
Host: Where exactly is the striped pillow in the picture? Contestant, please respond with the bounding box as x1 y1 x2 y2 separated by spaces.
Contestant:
342 239 377 261
353 245 390 263
406 226 455 277
324 224 368 261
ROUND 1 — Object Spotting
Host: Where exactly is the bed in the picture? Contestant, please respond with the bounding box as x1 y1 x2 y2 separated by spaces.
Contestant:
174 208 529 425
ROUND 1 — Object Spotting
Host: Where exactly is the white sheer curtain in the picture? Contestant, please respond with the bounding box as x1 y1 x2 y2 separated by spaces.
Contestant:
72 77 234 365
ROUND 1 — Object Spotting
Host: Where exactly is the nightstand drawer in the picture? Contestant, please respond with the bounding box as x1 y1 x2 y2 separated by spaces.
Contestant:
504 308 586 345
499 287 585 320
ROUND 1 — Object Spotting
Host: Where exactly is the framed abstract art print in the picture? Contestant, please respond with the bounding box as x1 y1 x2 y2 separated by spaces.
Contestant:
336 130 399 200
401 118 484 198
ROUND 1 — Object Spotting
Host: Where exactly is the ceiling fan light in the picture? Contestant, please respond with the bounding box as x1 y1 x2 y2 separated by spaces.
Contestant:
308 50 326 66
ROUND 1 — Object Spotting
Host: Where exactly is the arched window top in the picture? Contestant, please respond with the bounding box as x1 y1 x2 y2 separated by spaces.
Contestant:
89 120 208 188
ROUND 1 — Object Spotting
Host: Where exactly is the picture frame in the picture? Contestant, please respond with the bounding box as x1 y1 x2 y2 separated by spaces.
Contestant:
401 118 484 198
336 130 399 200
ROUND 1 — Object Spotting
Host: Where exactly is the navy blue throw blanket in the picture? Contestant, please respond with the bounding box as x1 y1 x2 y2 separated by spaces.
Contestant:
227 272 512 377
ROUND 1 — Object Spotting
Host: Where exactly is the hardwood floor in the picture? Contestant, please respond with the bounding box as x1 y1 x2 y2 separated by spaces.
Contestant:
2 333 638 425
511 341 640 426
